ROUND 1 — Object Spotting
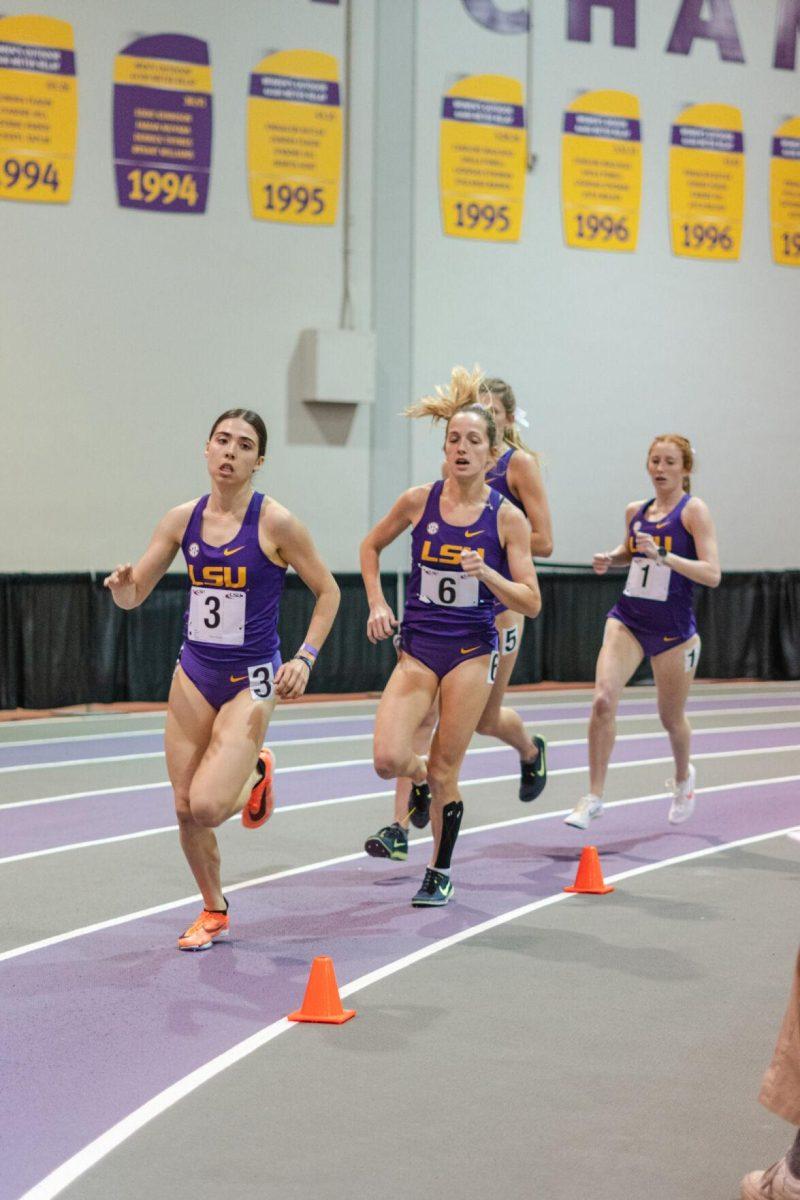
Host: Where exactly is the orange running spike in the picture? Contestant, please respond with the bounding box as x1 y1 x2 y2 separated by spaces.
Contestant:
288 956 356 1024
564 845 615 895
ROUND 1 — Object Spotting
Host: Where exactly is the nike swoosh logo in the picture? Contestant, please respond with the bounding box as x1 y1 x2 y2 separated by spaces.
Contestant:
229 674 248 682
656 522 668 529
460 645 480 654
464 531 482 538
223 546 244 556
662 636 679 643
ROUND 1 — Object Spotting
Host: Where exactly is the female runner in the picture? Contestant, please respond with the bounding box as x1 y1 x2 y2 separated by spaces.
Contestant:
564 434 720 830
104 409 340 949
361 368 541 906
363 377 552 864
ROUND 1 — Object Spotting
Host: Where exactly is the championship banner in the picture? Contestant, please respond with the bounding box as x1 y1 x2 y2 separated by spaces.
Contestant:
770 117 800 267
113 34 212 215
247 50 341 226
669 103 744 261
439 74 526 242
0 15 77 205
561 90 641 252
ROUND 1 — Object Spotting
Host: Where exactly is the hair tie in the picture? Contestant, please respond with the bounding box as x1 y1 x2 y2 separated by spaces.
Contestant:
514 407 530 429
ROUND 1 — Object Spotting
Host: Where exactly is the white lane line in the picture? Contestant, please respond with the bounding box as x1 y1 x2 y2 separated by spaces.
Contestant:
2 718 799 776
16 812 800 1200
6 720 800 806
3 769 798 930
3 762 800 867
3 696 797 753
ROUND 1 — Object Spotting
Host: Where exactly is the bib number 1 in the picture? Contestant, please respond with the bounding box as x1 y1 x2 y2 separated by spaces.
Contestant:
623 557 670 602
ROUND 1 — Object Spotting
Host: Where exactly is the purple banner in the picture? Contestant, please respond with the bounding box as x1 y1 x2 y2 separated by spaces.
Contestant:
442 95 525 128
564 110 641 141
773 135 800 159
248 72 340 105
119 33 209 65
0 39 75 75
113 34 212 215
671 123 744 153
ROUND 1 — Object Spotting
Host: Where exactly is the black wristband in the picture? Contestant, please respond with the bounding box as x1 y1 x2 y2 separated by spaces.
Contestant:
657 545 668 559
294 655 313 672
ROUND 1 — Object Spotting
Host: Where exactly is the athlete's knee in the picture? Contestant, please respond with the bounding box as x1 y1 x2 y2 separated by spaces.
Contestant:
591 688 618 722
427 754 459 797
373 745 404 780
188 786 226 828
658 706 688 735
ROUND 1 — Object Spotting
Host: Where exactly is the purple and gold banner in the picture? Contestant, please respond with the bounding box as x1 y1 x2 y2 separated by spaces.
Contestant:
0 15 78 205
771 117 800 266
668 103 745 261
439 73 527 242
113 33 212 215
247 49 342 226
561 90 642 252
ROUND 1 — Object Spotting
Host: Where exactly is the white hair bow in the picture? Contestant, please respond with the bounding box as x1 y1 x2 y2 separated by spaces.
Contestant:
514 407 530 429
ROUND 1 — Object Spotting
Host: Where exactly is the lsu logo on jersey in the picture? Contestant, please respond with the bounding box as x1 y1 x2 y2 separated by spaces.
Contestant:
628 534 673 554
187 565 247 588
420 539 485 566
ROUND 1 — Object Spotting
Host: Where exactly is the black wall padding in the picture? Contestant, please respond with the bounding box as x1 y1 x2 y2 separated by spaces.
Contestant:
1 570 797 710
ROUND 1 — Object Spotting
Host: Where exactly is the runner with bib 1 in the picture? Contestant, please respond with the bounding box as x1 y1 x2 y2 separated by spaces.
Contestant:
564 434 720 834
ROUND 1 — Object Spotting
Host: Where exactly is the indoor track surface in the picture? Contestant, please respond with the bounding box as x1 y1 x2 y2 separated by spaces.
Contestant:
2 681 799 1200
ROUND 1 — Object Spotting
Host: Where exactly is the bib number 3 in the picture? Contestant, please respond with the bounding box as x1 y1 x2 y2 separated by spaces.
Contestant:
248 661 275 701
188 588 246 646
623 558 670 602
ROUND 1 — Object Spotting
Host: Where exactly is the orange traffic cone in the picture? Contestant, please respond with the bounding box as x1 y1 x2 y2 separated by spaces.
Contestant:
564 846 614 895
287 955 356 1024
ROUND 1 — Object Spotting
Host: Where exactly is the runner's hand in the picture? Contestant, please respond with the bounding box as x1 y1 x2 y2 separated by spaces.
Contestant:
367 603 398 643
275 659 311 699
592 552 613 575
634 532 659 560
103 563 136 603
459 549 485 579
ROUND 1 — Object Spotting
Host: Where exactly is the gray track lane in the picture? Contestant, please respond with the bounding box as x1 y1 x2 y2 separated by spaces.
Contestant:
59 834 799 1200
7 684 800 1200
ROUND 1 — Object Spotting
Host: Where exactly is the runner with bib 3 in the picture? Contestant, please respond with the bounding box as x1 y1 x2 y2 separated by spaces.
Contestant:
564 434 720 833
104 408 339 950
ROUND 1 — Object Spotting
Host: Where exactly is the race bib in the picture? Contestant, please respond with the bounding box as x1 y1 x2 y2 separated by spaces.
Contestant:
187 587 246 645
487 650 499 683
623 557 670 602
501 623 521 655
248 660 275 700
419 565 479 607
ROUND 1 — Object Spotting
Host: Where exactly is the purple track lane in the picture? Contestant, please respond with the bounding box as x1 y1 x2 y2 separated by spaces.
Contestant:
3 774 800 1199
0 693 796 768
2 724 799 858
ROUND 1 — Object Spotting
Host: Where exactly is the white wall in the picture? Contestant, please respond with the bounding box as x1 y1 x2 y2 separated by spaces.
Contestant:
1 0 375 572
2 0 797 573
409 0 799 569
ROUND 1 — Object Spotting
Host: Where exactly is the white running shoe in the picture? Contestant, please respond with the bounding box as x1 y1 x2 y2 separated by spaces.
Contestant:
564 795 603 830
667 764 696 824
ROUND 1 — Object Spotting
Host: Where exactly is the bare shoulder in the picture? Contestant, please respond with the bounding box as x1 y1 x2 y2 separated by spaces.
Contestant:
498 498 530 538
625 498 646 522
682 495 712 528
260 495 294 539
161 499 197 541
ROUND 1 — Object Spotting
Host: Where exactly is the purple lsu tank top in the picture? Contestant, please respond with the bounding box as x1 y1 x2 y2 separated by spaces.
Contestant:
181 491 286 664
613 493 697 634
485 447 525 513
403 480 507 639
